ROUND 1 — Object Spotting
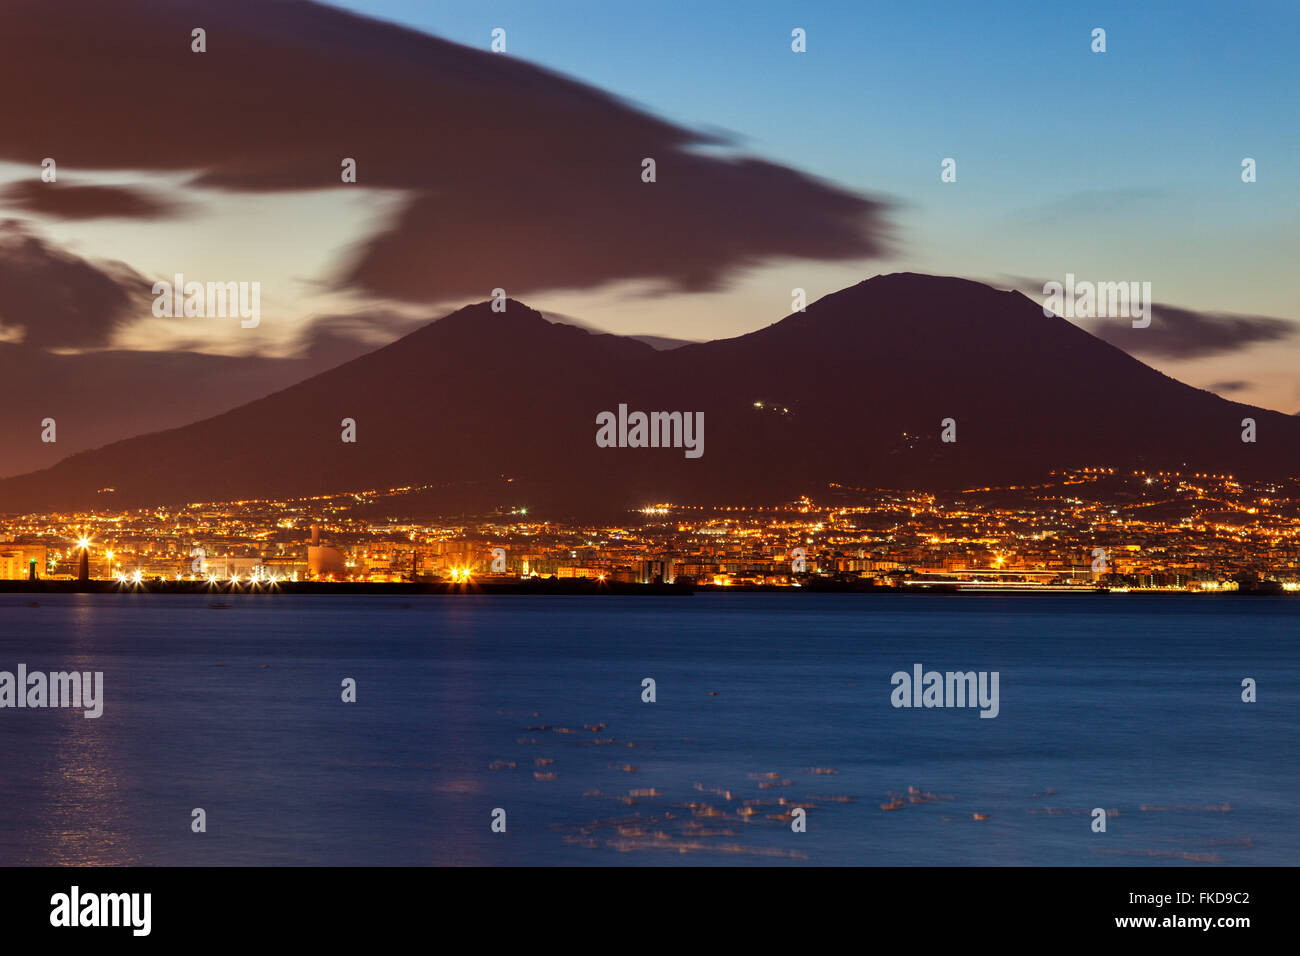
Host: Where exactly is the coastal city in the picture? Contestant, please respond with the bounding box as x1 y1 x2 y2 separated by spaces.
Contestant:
2 467 1299 592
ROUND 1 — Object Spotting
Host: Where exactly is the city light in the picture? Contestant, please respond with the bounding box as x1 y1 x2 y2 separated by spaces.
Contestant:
3 468 1297 591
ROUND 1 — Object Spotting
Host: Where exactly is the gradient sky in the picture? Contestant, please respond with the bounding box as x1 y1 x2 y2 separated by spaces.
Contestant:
337 0 1298 308
2 0 1297 411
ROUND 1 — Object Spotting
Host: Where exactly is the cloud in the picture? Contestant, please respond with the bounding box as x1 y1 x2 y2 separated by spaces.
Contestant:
1003 188 1168 227
0 221 150 348
989 276 1297 360
0 0 891 304
1076 305 1296 360
1206 380 1249 394
291 310 429 367
0 181 184 220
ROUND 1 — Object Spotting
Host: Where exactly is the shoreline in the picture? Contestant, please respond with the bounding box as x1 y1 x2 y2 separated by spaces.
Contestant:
0 580 1289 596
0 579 691 596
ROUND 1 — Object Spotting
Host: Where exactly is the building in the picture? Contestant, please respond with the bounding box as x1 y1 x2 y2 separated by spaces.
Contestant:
0 544 47 580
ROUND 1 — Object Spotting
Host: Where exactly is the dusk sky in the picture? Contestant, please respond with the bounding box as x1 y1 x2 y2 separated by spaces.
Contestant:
1 0 1297 413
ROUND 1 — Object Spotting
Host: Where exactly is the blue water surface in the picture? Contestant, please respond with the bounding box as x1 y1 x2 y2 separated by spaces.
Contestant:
0 593 1294 866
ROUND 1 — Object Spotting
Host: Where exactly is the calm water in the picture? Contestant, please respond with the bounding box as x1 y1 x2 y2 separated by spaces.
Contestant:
0 593 1295 866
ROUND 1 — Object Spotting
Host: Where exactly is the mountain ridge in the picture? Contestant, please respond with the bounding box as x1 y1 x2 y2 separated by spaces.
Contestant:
2 273 1296 518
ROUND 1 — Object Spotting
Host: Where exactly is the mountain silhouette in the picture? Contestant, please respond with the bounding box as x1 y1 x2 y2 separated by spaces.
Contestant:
0 343 374 479
3 274 1297 519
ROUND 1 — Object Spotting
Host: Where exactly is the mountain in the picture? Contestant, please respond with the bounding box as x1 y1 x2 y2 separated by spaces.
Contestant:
537 310 697 351
628 334 698 351
0 342 376 479
3 274 1299 518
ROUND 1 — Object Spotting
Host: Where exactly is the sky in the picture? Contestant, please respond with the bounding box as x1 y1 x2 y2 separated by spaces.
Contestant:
1 0 1297 413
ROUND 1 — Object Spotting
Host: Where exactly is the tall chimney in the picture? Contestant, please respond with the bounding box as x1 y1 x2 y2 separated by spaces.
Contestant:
311 524 320 547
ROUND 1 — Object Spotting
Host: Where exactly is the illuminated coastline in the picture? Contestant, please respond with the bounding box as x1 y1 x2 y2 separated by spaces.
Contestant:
3 467 1298 592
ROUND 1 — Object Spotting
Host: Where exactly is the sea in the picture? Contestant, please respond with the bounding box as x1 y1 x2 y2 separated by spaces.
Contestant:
0 592 1295 866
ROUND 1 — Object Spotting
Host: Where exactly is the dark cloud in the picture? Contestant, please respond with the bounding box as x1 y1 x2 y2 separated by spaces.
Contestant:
989 276 1296 360
0 221 148 348
336 154 888 301
0 181 184 220
0 0 890 303
1206 380 1249 394
1077 305 1295 360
